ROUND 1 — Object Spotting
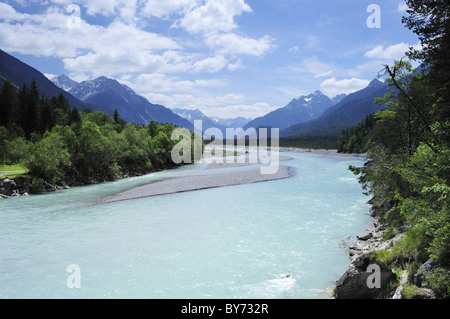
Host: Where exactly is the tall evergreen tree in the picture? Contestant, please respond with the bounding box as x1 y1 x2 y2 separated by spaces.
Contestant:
403 0 450 144
69 107 81 125
23 79 39 138
0 80 18 126
113 109 120 124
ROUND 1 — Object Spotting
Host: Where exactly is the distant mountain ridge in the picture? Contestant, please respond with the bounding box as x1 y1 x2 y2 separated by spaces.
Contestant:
281 79 389 138
51 74 78 92
244 90 343 131
1 48 388 140
52 75 192 129
172 108 252 135
211 116 251 129
172 108 227 133
0 49 192 129
0 49 95 112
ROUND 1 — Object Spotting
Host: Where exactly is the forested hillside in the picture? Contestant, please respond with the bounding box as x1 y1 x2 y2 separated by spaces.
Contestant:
339 0 450 298
0 80 195 193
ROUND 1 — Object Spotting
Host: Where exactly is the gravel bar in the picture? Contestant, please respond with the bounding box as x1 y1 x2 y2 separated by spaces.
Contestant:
100 165 292 204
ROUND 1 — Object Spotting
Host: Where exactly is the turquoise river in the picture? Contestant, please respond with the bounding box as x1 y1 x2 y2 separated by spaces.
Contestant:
0 149 372 299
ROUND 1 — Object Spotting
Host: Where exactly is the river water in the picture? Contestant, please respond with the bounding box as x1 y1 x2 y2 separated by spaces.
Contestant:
0 150 371 299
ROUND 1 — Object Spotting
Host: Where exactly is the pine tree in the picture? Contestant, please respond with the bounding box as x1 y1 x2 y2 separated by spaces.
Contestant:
113 109 120 124
23 79 39 138
69 107 81 125
0 80 18 126
403 0 450 144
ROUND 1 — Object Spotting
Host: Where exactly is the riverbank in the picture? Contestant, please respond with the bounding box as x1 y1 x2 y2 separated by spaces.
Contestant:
0 169 159 199
334 198 437 299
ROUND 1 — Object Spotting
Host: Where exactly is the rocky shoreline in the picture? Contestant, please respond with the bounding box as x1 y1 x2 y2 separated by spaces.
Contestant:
0 171 145 199
334 197 436 299
0 176 32 198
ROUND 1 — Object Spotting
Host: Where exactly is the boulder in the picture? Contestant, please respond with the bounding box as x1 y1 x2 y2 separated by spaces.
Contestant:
335 253 395 299
60 180 70 189
413 259 434 287
357 231 373 241
44 181 56 192
2 178 16 190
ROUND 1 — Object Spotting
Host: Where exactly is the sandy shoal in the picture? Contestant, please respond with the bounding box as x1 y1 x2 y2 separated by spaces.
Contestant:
100 165 292 204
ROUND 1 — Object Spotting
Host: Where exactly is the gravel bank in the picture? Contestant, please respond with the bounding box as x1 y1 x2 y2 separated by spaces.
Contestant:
100 165 293 204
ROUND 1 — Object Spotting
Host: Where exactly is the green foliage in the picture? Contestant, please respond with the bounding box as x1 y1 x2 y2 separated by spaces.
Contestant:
279 136 338 150
73 120 119 180
29 177 45 194
4 137 28 164
116 124 152 174
25 129 71 183
337 114 376 153
425 267 450 298
347 1 450 298
0 80 193 187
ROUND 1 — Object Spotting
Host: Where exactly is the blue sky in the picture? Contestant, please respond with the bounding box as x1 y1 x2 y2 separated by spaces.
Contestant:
0 0 420 119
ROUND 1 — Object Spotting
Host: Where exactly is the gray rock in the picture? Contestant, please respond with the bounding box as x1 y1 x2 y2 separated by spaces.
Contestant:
414 259 434 287
20 182 30 195
357 231 373 241
2 178 16 190
335 264 394 299
44 181 56 192
60 180 70 189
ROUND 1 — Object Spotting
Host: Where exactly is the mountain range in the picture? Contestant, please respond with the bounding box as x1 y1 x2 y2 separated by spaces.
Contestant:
173 79 387 141
51 75 192 129
244 90 345 131
172 108 252 135
0 49 95 112
0 49 193 129
280 78 389 138
1 48 389 142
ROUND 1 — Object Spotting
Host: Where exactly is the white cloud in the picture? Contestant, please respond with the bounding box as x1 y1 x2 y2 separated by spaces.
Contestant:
288 46 299 53
49 0 137 18
123 73 227 94
141 91 243 110
171 0 274 58
0 6 179 58
291 57 333 78
0 1 272 77
141 90 274 119
227 59 243 71
206 33 275 57
202 102 274 119
314 70 333 78
174 0 252 34
141 0 201 18
365 42 421 60
320 77 370 97
189 55 226 73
